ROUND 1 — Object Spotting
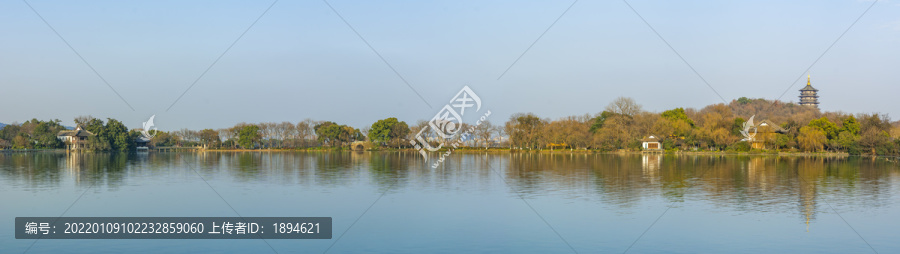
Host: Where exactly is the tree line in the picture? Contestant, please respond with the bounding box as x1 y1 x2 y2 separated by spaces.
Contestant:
503 97 900 155
0 116 140 151
0 119 67 149
2 98 898 155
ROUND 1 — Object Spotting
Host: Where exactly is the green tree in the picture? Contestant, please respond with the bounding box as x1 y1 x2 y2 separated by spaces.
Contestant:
75 117 115 151
840 115 860 136
81 117 105 134
2 119 67 149
237 125 261 149
86 135 110 151
808 117 838 140
836 131 859 154
313 121 359 147
28 119 65 148
368 117 409 145
857 114 894 155
0 124 21 141
315 121 340 146
102 118 134 151
732 117 746 136
657 108 696 147
589 111 617 133
774 133 792 150
150 130 178 147
661 108 695 127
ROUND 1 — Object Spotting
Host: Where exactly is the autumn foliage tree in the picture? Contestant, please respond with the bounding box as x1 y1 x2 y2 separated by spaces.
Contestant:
505 113 546 149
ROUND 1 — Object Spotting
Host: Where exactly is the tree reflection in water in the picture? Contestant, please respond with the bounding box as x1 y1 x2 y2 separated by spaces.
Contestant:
2 151 896 227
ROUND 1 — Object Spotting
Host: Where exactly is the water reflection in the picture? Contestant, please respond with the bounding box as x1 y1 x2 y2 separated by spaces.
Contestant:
368 152 411 190
499 153 899 227
0 152 138 190
2 151 897 227
642 154 661 185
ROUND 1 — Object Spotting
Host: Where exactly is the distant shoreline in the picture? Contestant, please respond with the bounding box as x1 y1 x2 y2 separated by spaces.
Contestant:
201 148 854 157
1 147 857 158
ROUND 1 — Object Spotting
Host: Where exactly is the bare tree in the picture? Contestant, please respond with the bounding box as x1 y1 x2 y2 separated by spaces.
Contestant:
218 128 234 146
297 119 315 147
492 125 505 147
544 116 590 149
279 122 296 148
175 129 199 145
258 122 276 148
74 115 94 127
605 97 643 117
475 120 493 148
360 127 370 140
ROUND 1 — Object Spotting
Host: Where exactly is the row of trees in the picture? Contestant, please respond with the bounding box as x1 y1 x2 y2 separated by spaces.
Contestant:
3 98 897 155
0 116 140 151
797 114 895 154
74 116 141 151
145 119 366 150
148 121 316 149
503 97 900 155
141 117 504 150
0 119 67 149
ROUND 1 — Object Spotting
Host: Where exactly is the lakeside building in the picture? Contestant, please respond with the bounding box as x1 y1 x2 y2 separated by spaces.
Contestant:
750 120 788 150
799 75 819 108
136 136 151 151
640 135 662 151
56 126 94 150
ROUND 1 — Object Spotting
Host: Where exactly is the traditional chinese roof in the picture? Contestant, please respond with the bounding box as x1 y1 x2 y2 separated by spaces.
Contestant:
57 126 94 137
640 135 660 142
758 121 789 134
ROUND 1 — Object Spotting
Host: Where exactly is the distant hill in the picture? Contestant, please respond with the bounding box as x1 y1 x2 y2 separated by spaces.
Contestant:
0 122 6 129
728 97 819 126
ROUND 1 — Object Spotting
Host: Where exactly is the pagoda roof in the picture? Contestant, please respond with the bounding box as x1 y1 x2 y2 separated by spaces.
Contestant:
800 75 818 91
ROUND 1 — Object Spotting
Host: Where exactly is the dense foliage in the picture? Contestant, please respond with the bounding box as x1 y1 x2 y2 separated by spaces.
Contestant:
3 97 897 155
501 97 900 155
368 117 409 147
0 119 66 149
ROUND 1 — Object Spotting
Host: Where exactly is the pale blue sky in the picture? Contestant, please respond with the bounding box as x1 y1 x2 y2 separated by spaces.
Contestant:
1 0 898 131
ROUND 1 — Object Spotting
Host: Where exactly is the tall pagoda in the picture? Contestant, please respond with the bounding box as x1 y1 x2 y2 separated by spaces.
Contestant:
799 75 819 108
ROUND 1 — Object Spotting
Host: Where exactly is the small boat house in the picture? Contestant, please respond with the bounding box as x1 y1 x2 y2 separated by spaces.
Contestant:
641 135 662 151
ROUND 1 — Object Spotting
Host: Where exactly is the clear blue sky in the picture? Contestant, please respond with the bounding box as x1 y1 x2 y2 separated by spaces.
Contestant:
2 0 898 131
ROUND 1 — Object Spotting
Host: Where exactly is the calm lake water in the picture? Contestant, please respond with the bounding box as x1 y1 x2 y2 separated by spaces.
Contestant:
2 151 899 253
